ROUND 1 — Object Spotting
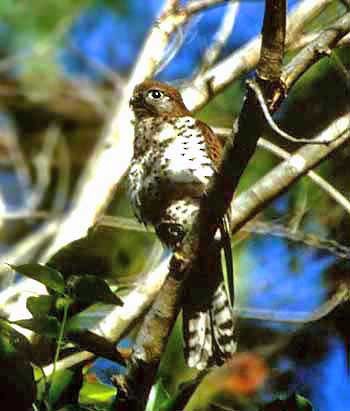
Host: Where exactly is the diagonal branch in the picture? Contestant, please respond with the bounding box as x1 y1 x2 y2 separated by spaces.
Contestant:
182 0 334 110
228 119 350 234
282 12 350 89
195 0 239 74
214 128 350 215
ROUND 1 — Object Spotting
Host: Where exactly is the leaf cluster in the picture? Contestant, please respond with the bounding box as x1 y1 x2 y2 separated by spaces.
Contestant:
0 262 123 410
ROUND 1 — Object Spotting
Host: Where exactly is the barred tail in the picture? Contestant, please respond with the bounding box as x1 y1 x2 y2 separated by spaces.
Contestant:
182 246 237 370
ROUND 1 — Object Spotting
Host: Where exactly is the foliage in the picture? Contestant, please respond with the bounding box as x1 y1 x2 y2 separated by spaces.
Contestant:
262 394 313 411
0 262 123 410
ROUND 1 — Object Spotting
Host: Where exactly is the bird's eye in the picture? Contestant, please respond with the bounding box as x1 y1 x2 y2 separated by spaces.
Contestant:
148 89 163 99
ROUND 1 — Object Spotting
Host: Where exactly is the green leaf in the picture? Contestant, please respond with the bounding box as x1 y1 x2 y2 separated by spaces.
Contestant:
48 369 74 405
262 393 313 411
0 319 32 361
27 295 55 317
14 316 61 338
68 275 123 306
79 380 116 405
10 263 65 293
160 375 204 411
146 380 171 411
295 394 314 410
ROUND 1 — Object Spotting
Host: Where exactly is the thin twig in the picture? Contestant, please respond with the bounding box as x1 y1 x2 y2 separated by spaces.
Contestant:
196 1 239 74
257 138 350 214
248 221 350 260
185 0 231 16
1 123 32 206
52 134 70 213
249 80 333 144
238 284 349 323
97 215 153 233
0 210 52 221
67 41 124 91
29 126 60 211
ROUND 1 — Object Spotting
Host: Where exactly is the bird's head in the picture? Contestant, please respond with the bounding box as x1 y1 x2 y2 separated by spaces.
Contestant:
130 80 190 120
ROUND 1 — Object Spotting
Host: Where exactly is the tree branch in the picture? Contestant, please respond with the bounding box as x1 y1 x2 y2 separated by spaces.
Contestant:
182 0 334 110
195 1 239 74
185 0 231 16
282 12 350 89
258 0 286 82
213 130 350 215
248 221 350 261
228 114 350 234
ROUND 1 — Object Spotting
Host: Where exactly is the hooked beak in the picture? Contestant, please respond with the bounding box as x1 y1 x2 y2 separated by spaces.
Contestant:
129 94 143 109
129 96 136 107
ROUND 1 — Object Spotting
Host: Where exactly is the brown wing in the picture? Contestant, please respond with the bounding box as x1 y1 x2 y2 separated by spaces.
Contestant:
196 119 235 332
195 120 223 170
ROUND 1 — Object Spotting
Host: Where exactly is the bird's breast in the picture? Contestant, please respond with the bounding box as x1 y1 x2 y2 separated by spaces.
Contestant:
129 116 215 226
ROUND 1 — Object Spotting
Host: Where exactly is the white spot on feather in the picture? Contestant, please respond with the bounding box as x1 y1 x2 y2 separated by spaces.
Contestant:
154 122 176 142
162 131 214 185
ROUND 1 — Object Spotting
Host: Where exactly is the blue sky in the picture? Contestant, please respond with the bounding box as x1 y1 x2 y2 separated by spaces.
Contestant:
61 0 300 81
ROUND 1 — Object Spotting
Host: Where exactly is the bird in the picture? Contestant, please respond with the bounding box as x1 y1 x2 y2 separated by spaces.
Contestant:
128 79 236 370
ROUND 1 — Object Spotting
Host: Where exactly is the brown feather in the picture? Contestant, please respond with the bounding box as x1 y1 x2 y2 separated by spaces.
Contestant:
195 120 223 170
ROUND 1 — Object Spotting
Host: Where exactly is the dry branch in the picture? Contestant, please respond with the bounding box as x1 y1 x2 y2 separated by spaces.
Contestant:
282 12 350 89
182 0 334 109
214 128 350 215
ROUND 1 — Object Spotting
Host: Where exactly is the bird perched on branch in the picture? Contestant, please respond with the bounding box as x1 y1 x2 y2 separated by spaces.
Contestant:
128 79 236 370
